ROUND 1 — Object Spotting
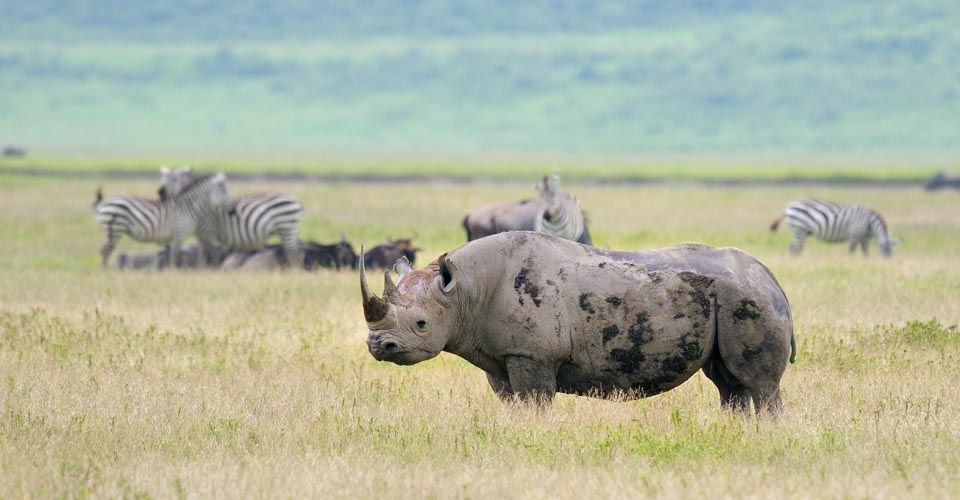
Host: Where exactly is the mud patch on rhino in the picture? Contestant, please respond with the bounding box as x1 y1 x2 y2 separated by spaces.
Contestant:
680 337 702 361
661 356 687 374
627 312 653 344
579 293 596 314
610 347 646 373
678 271 714 319
742 345 763 362
647 271 663 284
733 298 762 322
513 267 543 307
606 296 623 309
608 312 654 373
602 325 620 343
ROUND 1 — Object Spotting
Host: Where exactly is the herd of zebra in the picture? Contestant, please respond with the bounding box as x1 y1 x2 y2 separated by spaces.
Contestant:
92 166 419 272
92 167 898 272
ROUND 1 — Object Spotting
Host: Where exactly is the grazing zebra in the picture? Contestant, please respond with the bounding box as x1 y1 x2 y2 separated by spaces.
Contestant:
92 173 229 268
770 198 895 257
534 173 587 243
164 167 305 267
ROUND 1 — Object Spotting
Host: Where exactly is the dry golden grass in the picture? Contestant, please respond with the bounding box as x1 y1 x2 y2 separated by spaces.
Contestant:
1 176 958 499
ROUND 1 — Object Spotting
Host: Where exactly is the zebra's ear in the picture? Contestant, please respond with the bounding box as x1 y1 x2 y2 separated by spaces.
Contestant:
213 172 227 185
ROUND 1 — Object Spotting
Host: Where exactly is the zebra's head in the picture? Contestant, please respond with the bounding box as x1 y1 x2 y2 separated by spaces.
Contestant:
159 166 196 199
535 171 562 206
873 214 896 258
878 235 900 258
206 173 230 208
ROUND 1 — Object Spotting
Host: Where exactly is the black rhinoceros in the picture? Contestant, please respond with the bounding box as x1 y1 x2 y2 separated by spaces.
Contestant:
361 232 795 414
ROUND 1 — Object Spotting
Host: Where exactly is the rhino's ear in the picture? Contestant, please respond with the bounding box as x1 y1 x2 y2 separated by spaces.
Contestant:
437 252 457 295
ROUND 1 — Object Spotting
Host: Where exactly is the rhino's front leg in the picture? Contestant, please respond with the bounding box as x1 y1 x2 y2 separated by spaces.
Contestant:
485 373 513 402
504 355 557 404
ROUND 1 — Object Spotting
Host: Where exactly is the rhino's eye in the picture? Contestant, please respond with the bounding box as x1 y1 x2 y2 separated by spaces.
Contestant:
416 320 427 330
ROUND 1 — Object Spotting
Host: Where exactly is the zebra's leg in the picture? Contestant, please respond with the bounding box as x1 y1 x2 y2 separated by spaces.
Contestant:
100 230 121 268
788 231 806 255
281 230 304 269
848 240 858 254
861 239 869 257
167 239 181 269
199 239 222 268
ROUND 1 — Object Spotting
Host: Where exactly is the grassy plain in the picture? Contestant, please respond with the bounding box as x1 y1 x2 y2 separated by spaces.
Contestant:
1 173 958 498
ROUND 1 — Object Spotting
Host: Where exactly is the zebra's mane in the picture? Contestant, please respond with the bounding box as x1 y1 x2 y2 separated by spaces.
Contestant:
873 211 889 232
172 173 216 199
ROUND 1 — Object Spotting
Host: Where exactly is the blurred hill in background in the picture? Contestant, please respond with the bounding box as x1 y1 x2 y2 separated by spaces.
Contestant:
1 0 958 156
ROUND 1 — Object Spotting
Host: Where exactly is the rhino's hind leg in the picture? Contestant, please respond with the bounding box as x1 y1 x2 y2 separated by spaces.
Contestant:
751 386 784 416
702 357 752 413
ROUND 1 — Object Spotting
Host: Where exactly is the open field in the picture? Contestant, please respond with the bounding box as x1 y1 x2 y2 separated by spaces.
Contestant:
1 174 958 498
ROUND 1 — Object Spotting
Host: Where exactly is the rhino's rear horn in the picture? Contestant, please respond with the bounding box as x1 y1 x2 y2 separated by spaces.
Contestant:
383 270 398 298
393 256 414 280
360 246 390 322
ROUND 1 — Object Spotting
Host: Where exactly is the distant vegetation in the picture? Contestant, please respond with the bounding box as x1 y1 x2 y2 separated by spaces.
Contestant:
1 1 959 156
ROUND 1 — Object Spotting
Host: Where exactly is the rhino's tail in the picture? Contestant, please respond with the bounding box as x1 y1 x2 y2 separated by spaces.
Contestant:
770 214 784 232
789 330 796 363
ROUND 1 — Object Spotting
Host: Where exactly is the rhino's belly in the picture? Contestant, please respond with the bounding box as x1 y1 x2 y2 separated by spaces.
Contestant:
556 287 716 399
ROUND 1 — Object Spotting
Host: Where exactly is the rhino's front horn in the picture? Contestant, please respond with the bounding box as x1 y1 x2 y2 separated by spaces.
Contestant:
360 246 390 323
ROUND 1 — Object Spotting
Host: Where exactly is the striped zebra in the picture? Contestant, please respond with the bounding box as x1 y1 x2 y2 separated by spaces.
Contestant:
534 173 587 243
92 173 229 268
164 167 305 267
770 198 895 257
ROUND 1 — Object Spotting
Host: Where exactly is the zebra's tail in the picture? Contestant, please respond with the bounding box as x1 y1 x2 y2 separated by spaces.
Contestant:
769 214 784 232
93 186 103 209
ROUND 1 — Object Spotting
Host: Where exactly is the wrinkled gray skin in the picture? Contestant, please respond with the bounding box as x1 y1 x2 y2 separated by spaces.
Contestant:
362 232 795 414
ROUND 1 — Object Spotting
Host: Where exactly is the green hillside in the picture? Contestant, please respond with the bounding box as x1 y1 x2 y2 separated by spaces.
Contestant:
1 1 958 156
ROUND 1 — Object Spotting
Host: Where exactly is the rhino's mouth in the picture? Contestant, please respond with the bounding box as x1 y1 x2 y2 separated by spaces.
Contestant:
366 335 434 365
367 335 413 364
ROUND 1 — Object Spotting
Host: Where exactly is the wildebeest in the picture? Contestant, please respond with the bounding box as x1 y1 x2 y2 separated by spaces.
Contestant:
304 237 359 270
462 173 591 245
116 244 204 270
220 238 359 271
363 238 419 270
361 231 795 415
925 171 960 191
2 145 26 158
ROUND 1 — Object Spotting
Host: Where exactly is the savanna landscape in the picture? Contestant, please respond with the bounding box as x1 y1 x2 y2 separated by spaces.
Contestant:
4 1 960 497
1 168 957 498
